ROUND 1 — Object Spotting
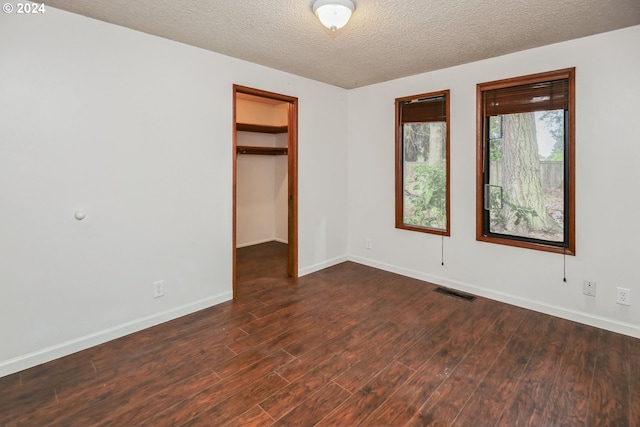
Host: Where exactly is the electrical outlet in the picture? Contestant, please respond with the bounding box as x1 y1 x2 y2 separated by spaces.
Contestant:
616 287 630 306
583 280 596 297
366 238 372 249
153 280 165 299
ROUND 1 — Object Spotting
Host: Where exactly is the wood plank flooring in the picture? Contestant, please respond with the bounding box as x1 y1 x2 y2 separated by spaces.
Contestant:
1 241 639 426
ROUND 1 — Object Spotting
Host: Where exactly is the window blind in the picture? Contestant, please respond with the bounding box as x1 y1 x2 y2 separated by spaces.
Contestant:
483 79 568 116
401 95 446 123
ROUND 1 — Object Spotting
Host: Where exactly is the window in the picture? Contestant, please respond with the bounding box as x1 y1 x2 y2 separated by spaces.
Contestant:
395 90 450 235
476 68 575 254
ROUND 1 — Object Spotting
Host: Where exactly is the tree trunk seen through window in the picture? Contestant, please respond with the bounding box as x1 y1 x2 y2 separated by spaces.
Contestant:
490 112 563 241
427 124 443 165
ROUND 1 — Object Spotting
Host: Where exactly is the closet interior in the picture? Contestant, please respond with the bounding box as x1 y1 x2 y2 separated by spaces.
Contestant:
235 92 290 283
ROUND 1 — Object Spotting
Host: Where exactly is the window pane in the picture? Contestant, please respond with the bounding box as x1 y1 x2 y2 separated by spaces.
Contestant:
403 122 447 230
487 110 564 242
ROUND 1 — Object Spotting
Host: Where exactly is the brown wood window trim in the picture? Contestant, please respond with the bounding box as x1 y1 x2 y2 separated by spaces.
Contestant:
395 89 451 236
476 68 575 255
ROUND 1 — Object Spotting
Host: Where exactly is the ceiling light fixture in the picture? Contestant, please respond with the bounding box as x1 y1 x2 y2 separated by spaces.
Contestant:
313 0 355 31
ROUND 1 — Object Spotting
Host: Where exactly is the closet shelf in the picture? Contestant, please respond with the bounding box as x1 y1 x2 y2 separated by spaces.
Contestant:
236 123 288 134
236 145 288 155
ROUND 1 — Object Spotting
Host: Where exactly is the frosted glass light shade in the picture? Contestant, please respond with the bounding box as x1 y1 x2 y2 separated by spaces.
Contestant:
313 0 355 31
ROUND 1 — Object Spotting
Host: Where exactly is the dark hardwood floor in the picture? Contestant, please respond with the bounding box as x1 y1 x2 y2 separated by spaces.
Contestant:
2 241 639 426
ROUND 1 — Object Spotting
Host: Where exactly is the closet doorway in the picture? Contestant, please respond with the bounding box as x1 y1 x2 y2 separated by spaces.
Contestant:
232 85 298 297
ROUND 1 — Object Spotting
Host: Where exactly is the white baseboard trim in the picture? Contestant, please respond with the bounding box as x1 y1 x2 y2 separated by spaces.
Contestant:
236 238 288 248
348 255 640 339
5 255 636 377
0 292 232 377
299 255 349 277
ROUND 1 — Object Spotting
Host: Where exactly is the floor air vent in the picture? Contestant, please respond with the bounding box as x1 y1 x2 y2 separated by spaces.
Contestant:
435 287 476 302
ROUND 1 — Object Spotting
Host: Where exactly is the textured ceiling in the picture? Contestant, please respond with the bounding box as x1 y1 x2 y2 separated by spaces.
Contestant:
45 0 640 89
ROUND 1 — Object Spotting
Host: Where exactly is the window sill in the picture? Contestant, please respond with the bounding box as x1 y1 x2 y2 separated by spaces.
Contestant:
476 234 575 255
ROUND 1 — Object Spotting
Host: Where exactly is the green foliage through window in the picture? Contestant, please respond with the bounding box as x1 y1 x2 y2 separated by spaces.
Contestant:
404 162 447 229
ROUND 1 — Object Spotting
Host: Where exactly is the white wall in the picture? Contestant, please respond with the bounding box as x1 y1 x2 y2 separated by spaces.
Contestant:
0 7 349 376
347 25 640 338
